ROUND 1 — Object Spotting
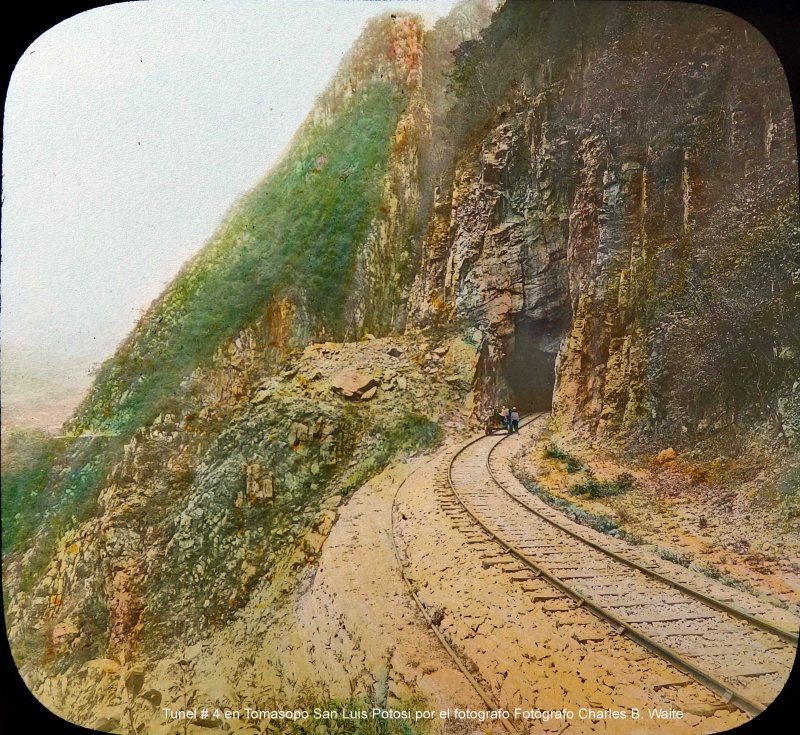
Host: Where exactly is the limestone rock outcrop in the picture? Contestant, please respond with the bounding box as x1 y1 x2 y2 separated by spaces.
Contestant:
407 1 798 452
244 463 274 505
330 369 380 400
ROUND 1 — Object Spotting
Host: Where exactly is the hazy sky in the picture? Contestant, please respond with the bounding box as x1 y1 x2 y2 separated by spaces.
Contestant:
2 0 457 399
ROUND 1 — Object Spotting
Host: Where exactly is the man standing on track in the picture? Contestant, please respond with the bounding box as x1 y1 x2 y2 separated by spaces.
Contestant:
510 407 520 433
500 405 510 430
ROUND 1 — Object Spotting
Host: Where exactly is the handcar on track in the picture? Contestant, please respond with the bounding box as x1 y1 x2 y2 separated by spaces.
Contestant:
484 413 507 435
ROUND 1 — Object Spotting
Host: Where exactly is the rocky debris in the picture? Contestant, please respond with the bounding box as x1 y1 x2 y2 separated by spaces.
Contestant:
387 346 403 357
330 368 380 400
245 463 274 505
14 324 480 727
7 329 474 681
656 447 678 465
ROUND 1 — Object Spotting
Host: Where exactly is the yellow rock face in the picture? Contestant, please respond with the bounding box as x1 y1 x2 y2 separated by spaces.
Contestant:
656 447 678 465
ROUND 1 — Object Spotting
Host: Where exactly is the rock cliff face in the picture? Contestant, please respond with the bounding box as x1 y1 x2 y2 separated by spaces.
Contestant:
2 0 798 726
407 1 798 454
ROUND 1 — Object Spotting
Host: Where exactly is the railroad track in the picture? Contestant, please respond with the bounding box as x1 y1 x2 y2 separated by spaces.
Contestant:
436 413 798 717
390 457 521 734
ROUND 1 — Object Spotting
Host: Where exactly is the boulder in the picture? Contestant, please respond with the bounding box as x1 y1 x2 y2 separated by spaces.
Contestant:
245 463 274 504
331 368 379 399
656 447 677 465
289 423 311 445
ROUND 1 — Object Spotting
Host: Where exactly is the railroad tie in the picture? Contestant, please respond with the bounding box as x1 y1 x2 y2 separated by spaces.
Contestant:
627 612 717 624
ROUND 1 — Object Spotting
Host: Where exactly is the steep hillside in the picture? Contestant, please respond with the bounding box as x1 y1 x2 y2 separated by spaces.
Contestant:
2 4 492 717
5 13 420 592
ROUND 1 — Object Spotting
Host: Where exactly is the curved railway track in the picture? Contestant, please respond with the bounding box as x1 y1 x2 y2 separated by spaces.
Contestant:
437 414 798 717
390 457 521 734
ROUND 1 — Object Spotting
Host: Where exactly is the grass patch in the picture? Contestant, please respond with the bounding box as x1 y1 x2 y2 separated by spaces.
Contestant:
687 560 759 597
1 430 59 555
3 430 118 599
340 414 442 496
570 472 635 499
16 458 107 596
545 445 584 473
654 546 694 568
780 484 800 521
690 560 735 584
520 478 642 544
72 81 404 440
521 480 763 597
654 551 760 598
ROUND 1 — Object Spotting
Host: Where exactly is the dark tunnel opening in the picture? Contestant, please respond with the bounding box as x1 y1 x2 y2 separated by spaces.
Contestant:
502 316 563 414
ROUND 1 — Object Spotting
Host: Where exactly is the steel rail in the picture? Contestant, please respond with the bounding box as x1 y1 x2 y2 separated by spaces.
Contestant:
488 415 799 646
446 415 772 717
389 459 520 735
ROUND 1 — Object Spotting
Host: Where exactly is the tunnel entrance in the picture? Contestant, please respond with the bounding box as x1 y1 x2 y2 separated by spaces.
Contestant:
502 316 563 414
505 344 556 413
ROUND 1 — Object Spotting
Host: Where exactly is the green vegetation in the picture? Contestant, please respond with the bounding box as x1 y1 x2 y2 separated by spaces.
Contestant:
652 194 799 439
33 458 105 563
11 448 107 596
340 414 442 496
520 478 642 544
444 38 483 98
0 430 108 591
1 430 58 555
522 480 762 596
570 472 635 499
655 549 758 596
780 484 800 522
4 81 405 579
545 445 584 473
543 444 634 498
72 81 403 440
654 546 693 568
689 560 749 590
1 426 120 596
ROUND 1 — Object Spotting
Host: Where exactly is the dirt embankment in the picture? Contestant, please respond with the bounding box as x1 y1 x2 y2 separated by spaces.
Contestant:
203 455 490 724
512 423 800 616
